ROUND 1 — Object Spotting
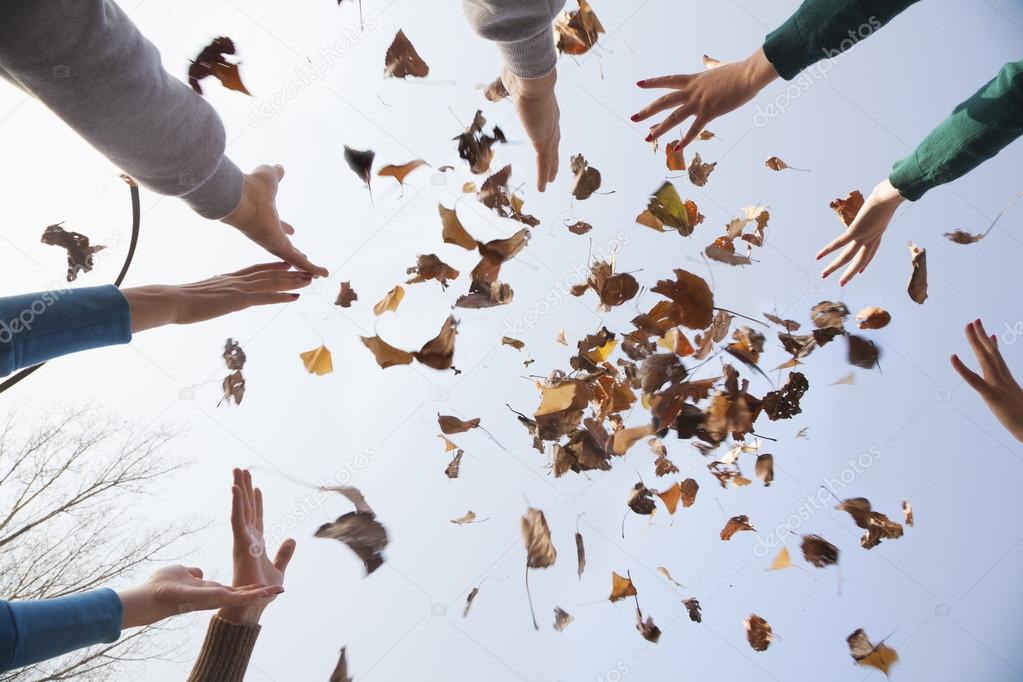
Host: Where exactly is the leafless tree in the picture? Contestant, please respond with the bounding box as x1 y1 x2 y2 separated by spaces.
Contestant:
0 406 197 681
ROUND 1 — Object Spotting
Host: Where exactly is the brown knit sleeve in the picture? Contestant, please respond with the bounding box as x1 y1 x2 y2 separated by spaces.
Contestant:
186 615 262 682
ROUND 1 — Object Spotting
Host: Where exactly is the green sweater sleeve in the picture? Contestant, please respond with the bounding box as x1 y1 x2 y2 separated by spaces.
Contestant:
762 0 920 80
890 60 1023 200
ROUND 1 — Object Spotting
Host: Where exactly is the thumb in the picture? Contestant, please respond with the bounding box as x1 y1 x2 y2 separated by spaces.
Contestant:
273 538 297 573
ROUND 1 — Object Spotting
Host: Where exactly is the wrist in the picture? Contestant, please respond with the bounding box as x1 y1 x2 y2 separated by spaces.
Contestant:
744 47 779 91
872 178 905 206
118 585 170 629
509 68 557 100
122 285 181 333
221 175 258 229
217 604 265 626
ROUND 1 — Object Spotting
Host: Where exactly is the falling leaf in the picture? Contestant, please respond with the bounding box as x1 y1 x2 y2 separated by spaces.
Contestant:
477 165 537 225
680 479 699 508
188 37 250 96
463 586 479 617
330 647 352 682
646 269 715 330
555 0 605 55
439 435 458 453
847 629 899 676
575 531 586 578
944 229 984 244
438 415 481 434
556 330 568 345
361 335 415 368
801 534 839 568
688 153 716 187
567 220 593 235
570 154 602 200
831 190 865 226
335 281 358 308
455 110 507 174
831 372 855 385
657 566 683 586
609 571 637 602
451 511 477 525
765 156 788 171
755 453 774 486
856 306 891 329
745 614 773 652
683 597 702 623
300 345 334 376
315 486 388 574
406 253 460 289
378 159 427 186
762 372 809 420
636 608 661 644
720 515 755 541
656 482 683 515
769 546 793 571
439 204 477 250
847 334 880 370
502 337 526 351
445 450 464 478
636 181 703 236
384 30 429 78
522 507 557 629
373 285 404 315
666 140 686 171
837 498 904 549
220 339 247 406
343 146 375 194
553 607 574 632
40 223 105 282
462 182 477 193
908 241 928 304
627 481 658 516
414 316 458 370
903 500 914 527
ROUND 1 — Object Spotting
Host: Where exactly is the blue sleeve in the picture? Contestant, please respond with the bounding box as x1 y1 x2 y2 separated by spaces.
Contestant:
0 285 132 377
0 589 123 672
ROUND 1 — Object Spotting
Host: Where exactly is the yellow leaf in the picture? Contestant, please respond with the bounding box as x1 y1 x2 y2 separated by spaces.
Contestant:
439 434 458 452
373 285 405 316
461 182 477 193
769 546 793 570
377 159 426 185
438 204 477 251
657 482 682 515
361 336 415 369
555 330 568 345
608 571 637 603
611 424 655 455
300 345 333 376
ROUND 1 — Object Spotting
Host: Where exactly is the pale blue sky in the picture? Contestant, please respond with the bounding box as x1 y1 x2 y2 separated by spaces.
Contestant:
2 0 1023 680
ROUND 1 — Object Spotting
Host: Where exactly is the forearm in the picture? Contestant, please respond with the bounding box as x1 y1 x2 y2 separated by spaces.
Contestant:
463 0 566 78
891 60 1023 201
186 615 261 682
0 590 122 672
0 286 131 377
0 1 242 218
762 0 920 80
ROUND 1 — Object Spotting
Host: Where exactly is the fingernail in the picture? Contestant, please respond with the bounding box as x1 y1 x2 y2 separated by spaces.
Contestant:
289 293 300 299
630 114 640 121
644 134 653 142
637 80 645 86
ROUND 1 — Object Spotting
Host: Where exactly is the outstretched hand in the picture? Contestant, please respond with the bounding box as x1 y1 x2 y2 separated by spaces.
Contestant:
952 319 1023 443
503 69 560 192
633 47 778 150
219 468 296 625
118 565 282 629
222 164 328 277
816 179 905 286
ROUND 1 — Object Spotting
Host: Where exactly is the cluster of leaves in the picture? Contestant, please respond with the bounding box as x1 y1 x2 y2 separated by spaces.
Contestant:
220 338 246 405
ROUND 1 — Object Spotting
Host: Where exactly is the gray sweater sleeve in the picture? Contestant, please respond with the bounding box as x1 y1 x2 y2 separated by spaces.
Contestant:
463 0 566 78
0 1 242 219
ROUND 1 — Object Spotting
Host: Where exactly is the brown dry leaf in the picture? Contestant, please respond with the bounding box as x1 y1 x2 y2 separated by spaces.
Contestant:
657 482 683 515
628 481 657 515
657 566 684 586
188 37 250 96
683 597 702 623
755 453 774 486
847 334 880 370
567 220 593 235
414 316 458 370
406 253 460 289
636 608 661 644
848 629 899 677
570 154 602 200
439 204 477 250
801 534 839 568
300 345 334 376
575 531 586 578
522 507 557 568
720 514 755 541
762 372 809 420
680 478 699 508
765 156 788 171
609 571 637 602
908 241 928 304
856 306 891 329
764 313 801 331
745 614 773 652
361 335 414 369
484 75 509 102
343 146 375 195
445 450 464 479
373 285 404 315
688 153 717 187
577 261 640 311
438 415 481 434
648 269 715 330
555 0 605 55
463 586 479 617
330 646 352 682
611 424 656 456
837 498 904 549
451 511 477 525
40 223 105 282
455 111 507 175
553 607 574 632
378 159 426 186
831 190 865 226
223 338 246 371
903 499 914 527
315 486 388 574
666 140 686 171
439 434 458 453
502 336 526 351
384 30 429 78
335 281 358 308
768 546 793 571
221 371 245 406
944 229 983 244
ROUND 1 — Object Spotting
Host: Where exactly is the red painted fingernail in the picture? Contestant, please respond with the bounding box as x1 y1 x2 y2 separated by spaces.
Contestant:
289 293 300 299
637 80 646 86
644 134 653 142
630 114 640 121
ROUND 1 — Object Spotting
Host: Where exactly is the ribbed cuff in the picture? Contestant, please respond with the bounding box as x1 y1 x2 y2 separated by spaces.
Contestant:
762 17 808 81
186 615 261 682
497 27 558 79
180 156 245 220
889 153 929 202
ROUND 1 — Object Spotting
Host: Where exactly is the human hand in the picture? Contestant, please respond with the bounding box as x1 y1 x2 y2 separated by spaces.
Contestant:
633 47 778 149
218 468 296 626
118 565 282 629
951 319 1023 443
123 262 312 333
816 179 905 286
502 68 560 192
221 164 328 277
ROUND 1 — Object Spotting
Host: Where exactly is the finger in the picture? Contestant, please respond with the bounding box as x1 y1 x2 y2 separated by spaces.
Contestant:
965 322 1000 381
230 485 245 536
273 538 297 573
676 115 710 151
859 240 881 273
548 133 559 184
280 220 296 236
240 270 314 292
647 104 696 142
636 74 692 89
839 244 871 286
249 292 302 307
820 241 858 279
227 262 291 278
274 164 285 181
816 230 855 261
631 90 687 123
951 354 992 395
975 319 998 357
254 487 264 534
975 320 1011 381
536 148 549 193
275 243 328 278
238 471 253 525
